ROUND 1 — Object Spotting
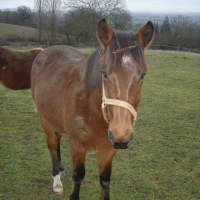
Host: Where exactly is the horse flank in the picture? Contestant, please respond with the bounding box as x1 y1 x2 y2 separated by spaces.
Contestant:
0 46 43 90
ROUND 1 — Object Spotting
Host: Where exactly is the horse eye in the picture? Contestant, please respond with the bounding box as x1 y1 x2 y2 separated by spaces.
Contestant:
141 73 146 80
101 71 107 78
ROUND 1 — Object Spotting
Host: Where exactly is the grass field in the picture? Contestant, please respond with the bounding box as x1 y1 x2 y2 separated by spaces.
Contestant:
0 48 200 200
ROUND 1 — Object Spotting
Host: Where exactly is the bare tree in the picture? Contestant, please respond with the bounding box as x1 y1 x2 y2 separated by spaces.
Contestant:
16 6 31 26
0 10 2 23
63 0 129 42
34 0 61 43
63 7 102 42
44 0 62 42
110 10 132 30
34 0 46 42
3 9 12 24
193 24 200 49
169 14 196 49
63 0 126 17
62 11 74 42
41 0 61 42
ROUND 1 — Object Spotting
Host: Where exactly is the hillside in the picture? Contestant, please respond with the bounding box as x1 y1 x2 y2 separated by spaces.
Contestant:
0 23 67 42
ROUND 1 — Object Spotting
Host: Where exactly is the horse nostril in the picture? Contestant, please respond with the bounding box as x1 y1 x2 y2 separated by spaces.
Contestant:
124 132 134 147
108 131 134 149
108 131 116 146
108 131 113 145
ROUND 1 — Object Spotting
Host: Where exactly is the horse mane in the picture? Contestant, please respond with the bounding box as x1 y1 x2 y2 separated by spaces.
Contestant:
86 46 103 91
86 30 146 91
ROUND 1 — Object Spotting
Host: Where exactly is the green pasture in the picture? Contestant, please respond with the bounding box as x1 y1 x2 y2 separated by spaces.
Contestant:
0 49 200 200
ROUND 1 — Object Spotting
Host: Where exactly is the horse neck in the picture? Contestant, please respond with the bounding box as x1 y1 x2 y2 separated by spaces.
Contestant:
88 85 102 113
75 56 103 118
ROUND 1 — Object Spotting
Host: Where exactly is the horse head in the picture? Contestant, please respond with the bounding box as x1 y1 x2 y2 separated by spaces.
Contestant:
97 18 154 149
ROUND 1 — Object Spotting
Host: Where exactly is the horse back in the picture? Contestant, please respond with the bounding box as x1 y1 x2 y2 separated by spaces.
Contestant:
32 46 85 79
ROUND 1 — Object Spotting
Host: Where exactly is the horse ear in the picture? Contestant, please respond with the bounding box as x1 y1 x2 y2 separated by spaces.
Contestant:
136 21 154 49
97 18 114 50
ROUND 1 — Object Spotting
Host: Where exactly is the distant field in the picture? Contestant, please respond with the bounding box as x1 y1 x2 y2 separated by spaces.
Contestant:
0 23 67 42
131 13 200 25
0 48 200 200
0 23 37 40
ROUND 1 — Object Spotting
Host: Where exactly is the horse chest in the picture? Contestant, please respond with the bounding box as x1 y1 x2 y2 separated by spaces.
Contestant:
72 115 108 150
75 116 88 135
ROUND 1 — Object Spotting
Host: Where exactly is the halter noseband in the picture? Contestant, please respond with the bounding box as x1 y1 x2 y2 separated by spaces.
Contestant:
101 76 137 126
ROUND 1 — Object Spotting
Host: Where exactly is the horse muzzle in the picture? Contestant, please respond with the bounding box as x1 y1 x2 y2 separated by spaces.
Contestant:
108 131 134 149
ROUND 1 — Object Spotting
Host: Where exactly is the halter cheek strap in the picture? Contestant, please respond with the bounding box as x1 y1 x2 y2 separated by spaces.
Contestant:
101 76 137 126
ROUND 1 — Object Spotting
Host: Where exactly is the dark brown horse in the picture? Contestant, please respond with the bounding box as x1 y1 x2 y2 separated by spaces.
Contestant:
0 46 43 90
31 18 154 200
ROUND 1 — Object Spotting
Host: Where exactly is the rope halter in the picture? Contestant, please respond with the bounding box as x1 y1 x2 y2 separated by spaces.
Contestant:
101 75 137 126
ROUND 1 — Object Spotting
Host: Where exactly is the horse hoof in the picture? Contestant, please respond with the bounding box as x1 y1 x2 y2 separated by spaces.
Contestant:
53 184 63 194
60 171 66 177
53 174 63 194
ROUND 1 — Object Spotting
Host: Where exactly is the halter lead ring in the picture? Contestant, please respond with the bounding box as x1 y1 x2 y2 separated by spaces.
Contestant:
101 76 137 126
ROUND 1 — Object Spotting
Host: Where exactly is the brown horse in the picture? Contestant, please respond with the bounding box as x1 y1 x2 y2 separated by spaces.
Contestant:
31 18 154 200
0 46 43 90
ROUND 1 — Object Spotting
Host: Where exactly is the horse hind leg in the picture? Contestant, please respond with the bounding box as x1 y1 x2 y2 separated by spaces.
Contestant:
52 151 63 194
41 118 64 194
56 131 66 177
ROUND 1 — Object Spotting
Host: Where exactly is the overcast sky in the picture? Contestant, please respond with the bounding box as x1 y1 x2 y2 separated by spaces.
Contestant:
0 0 200 13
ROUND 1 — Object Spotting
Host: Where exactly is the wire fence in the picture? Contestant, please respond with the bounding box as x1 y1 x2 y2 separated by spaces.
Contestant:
149 44 200 54
1 39 200 54
0 40 98 48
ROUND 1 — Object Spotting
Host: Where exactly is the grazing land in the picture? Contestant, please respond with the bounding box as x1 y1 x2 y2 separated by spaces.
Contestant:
0 48 200 200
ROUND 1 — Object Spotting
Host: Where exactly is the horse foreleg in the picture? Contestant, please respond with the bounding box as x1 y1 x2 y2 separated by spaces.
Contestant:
70 140 87 200
97 146 117 200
